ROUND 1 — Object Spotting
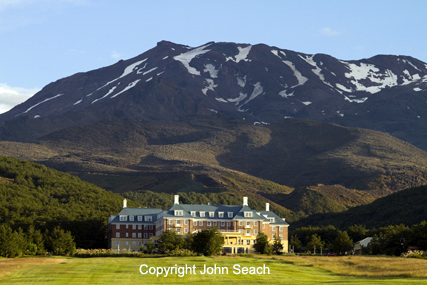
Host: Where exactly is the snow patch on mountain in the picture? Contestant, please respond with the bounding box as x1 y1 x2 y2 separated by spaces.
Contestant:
283 61 308 88
227 92 247 105
203 64 219 78
344 95 368 103
143 67 158 76
279 90 294 98
98 59 147 91
111 79 141 98
18 93 64 116
236 75 246 87
243 82 263 105
201 79 218 95
74 98 83 105
226 46 252 63
341 62 399 94
92 83 120 104
173 44 212 76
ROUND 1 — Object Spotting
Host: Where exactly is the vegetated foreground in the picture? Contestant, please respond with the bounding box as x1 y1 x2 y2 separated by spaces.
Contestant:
1 256 427 284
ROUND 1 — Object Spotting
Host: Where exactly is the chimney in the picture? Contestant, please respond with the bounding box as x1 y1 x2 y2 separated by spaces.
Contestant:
243 196 248 206
174 195 179 205
123 198 127 208
266 203 270 211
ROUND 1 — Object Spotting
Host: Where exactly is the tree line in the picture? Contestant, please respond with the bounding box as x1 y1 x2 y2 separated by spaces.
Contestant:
289 221 427 255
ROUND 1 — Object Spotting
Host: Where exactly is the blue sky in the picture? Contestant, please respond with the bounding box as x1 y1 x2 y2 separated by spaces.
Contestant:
1 0 426 113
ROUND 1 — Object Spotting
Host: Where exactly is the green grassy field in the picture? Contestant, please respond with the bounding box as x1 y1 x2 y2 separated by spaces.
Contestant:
1 256 427 284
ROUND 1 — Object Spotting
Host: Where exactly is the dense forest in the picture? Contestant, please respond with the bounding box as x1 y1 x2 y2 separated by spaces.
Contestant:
0 156 139 251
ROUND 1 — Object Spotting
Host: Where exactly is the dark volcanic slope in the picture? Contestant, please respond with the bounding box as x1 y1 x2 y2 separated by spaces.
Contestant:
16 116 427 193
1 41 427 149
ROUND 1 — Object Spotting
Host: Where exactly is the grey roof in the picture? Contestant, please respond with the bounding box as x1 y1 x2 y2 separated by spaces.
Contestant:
258 210 289 225
108 207 164 224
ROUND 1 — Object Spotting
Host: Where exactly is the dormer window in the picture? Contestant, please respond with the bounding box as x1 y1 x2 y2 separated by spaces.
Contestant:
209 212 215 217
244 212 253 217
218 212 224 218
191 211 196 217
119 215 127 221
138 216 142 221
129 215 134 221
228 212 233 218
175 210 183 216
269 217 275 223
145 216 152 221
200 211 205 217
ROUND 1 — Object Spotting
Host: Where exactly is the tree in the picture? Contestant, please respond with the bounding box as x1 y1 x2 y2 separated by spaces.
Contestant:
332 231 353 254
26 225 44 255
192 227 224 256
184 233 194 250
145 242 155 254
347 224 368 242
272 235 283 255
289 235 302 253
47 226 76 255
306 234 325 254
0 224 27 257
254 232 272 254
158 230 184 252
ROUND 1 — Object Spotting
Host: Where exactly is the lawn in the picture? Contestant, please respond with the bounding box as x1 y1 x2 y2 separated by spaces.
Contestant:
1 255 427 284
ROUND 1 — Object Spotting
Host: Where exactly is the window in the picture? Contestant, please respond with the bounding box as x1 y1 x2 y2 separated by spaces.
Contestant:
176 220 181 225
254 221 258 226
227 221 231 226
184 228 188 233
119 215 127 221
132 224 136 230
244 212 253 217
138 241 142 246
199 221 203 226
213 221 217 226
239 221 243 226
279 235 283 240
116 241 120 246
125 241 128 246
132 233 136 238
176 229 181 234
116 232 120 238
228 212 233 218
169 220 173 225
144 233 148 238
219 212 224 218
207 221 211 226
191 211 196 217
272 226 276 231
145 216 152 222
144 225 148 230
126 233 129 237
138 216 142 221
246 221 251 226
126 224 129 229
193 220 197 226
279 227 283 231
200 211 205 217
269 218 275 223
149 225 153 230
272 234 276 239
129 215 134 221
254 229 258 235
246 240 250 245
263 223 265 228
221 221 225 226
239 229 243 233
246 229 251 235
138 225 142 230
132 241 136 246
209 212 214 217
138 233 142 238
116 224 120 230
184 219 188 225
175 210 183 216
149 233 153 237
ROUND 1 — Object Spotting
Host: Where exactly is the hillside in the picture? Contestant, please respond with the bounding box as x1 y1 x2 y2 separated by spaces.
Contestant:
1 116 427 222
291 185 427 229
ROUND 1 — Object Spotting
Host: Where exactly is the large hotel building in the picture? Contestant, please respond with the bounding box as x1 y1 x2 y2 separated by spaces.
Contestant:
107 195 289 253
